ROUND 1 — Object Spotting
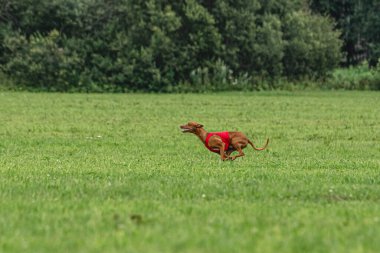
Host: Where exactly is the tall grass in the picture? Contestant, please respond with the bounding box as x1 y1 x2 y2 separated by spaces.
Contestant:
324 61 380 90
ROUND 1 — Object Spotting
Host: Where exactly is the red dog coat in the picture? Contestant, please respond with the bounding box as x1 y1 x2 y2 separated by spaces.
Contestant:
205 132 230 153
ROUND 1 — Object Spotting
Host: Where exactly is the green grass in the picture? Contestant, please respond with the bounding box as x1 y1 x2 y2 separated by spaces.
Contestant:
0 91 379 253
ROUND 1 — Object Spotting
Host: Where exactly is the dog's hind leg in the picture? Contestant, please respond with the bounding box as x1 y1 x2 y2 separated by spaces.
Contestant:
225 149 235 159
230 144 245 161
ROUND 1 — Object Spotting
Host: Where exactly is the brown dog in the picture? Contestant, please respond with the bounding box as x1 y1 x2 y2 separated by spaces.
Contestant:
180 121 269 161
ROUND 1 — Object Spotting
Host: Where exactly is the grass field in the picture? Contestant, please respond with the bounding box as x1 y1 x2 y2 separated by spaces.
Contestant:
0 91 379 253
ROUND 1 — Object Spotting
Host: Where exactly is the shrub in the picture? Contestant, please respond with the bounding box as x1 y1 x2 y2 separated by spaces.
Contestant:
2 30 85 91
282 11 342 80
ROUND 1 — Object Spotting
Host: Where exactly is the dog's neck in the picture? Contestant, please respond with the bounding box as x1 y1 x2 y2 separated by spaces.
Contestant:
194 128 208 144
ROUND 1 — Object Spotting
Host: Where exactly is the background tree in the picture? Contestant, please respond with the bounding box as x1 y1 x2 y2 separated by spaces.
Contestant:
310 0 380 66
0 0 344 91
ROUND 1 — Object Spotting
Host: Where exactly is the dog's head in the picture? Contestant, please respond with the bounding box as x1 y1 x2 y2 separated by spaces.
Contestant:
180 121 204 134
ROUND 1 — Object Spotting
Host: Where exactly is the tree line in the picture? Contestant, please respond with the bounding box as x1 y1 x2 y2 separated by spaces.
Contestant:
310 0 380 66
0 0 378 92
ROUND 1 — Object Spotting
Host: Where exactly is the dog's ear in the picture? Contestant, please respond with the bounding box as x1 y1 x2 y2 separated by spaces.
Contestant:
196 124 203 128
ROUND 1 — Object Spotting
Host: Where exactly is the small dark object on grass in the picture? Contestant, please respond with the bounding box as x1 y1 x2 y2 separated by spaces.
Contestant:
130 214 143 224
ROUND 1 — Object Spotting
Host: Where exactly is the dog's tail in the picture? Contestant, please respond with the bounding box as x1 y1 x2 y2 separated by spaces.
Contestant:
248 138 269 151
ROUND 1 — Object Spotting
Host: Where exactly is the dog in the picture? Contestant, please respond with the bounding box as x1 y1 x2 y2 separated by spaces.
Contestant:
180 121 269 161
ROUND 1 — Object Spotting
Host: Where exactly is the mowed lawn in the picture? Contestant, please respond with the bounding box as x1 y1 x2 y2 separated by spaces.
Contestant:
0 91 379 253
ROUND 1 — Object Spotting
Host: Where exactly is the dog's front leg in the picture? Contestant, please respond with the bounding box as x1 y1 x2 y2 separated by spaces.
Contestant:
219 143 228 161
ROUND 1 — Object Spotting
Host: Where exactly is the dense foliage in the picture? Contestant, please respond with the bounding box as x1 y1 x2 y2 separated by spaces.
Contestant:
310 0 380 66
0 0 365 92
